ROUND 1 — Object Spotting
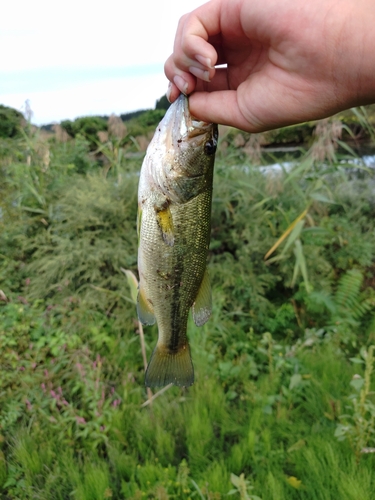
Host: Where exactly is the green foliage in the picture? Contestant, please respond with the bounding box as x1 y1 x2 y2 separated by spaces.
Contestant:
125 108 166 139
61 116 107 149
155 94 171 111
1 109 375 498
262 121 316 146
335 346 375 459
136 109 166 128
60 119 75 137
120 109 148 122
23 172 138 307
305 269 375 348
0 104 24 138
0 299 129 448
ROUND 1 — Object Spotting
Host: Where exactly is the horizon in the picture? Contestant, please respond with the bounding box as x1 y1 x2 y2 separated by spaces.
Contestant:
2 64 169 127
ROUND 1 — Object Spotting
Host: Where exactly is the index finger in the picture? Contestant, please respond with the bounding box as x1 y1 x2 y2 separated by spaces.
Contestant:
166 0 225 85
175 3 221 68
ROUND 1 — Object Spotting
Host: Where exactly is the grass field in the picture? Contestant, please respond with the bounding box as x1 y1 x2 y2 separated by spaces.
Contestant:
1 108 375 499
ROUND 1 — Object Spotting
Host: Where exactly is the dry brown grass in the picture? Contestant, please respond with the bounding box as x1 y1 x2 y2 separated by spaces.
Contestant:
311 118 342 161
108 114 127 140
243 133 267 164
52 124 70 143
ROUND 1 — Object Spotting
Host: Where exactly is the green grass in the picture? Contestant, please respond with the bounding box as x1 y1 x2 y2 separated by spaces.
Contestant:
2 346 374 499
1 111 375 498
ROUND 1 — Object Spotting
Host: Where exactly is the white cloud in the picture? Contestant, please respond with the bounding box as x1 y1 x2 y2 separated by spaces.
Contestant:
2 0 207 70
1 0 207 123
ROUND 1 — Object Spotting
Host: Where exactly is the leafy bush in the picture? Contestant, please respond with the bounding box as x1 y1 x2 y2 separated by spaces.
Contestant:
335 345 375 459
155 94 170 111
1 110 375 498
61 116 108 149
0 105 24 139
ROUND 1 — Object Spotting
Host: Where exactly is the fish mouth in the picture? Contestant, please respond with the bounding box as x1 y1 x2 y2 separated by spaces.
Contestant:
158 94 213 148
188 117 211 138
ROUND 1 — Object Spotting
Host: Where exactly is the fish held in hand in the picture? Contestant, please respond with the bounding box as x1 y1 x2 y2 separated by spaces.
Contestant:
137 94 218 387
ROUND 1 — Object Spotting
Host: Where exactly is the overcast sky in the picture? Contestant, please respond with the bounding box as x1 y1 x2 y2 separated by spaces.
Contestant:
1 0 207 125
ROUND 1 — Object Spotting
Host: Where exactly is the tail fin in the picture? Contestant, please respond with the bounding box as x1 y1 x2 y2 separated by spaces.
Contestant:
145 343 194 387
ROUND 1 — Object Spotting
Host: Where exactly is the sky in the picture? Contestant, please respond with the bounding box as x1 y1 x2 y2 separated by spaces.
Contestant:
1 0 207 125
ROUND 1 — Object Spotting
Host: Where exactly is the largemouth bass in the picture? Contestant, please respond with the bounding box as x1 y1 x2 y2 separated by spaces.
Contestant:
137 94 218 387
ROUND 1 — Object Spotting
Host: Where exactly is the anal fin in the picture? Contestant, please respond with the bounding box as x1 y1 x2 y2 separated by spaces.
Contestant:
192 268 212 327
145 343 194 387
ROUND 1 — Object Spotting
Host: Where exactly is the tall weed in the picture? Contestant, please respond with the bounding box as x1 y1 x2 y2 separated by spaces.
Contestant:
1 111 375 498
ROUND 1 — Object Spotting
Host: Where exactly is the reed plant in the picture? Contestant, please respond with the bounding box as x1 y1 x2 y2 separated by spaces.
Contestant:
1 110 375 498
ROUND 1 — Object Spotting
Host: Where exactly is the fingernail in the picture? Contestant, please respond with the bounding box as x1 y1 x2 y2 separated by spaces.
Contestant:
166 81 172 102
189 66 210 82
195 55 213 69
173 75 189 95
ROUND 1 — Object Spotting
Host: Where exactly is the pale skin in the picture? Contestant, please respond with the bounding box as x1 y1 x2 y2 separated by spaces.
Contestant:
164 0 375 132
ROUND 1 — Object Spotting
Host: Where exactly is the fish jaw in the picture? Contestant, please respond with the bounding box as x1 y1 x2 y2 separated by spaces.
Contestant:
153 93 211 151
139 94 218 205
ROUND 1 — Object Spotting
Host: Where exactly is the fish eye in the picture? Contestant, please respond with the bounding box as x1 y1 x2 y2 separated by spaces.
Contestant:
204 139 217 156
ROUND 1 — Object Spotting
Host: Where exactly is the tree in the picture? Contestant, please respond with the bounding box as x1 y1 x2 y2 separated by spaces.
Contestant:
155 94 170 111
60 116 107 149
0 104 24 138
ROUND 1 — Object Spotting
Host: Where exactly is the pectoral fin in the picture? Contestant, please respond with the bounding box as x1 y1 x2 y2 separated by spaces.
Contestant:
137 285 155 325
192 268 212 326
155 202 174 246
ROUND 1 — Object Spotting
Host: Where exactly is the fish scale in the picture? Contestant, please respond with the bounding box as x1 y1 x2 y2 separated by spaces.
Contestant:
137 94 218 387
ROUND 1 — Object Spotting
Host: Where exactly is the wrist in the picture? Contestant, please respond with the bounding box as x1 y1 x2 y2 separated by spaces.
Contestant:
338 0 375 107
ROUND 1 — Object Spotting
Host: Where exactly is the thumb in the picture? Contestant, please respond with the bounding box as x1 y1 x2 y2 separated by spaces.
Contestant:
188 90 264 133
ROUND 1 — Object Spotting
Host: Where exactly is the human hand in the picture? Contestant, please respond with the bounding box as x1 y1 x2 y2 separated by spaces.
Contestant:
165 0 375 132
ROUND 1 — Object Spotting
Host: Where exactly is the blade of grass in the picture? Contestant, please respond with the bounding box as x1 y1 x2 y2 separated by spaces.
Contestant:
264 207 308 260
292 239 312 293
140 384 173 408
